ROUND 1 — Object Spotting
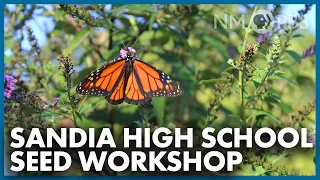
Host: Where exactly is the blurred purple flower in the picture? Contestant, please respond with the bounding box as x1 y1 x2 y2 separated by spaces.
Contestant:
307 136 316 148
4 74 17 99
29 92 38 97
256 33 271 44
120 49 127 57
118 47 137 60
43 104 51 110
53 97 60 106
257 35 264 43
302 44 315 58
133 55 139 60
128 47 136 53
4 89 12 99
264 32 270 38
279 24 284 30
227 47 237 58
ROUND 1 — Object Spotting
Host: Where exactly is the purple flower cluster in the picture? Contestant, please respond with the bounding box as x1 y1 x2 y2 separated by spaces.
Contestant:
43 97 60 110
118 47 138 60
302 44 315 58
256 33 271 44
54 97 60 106
4 74 18 99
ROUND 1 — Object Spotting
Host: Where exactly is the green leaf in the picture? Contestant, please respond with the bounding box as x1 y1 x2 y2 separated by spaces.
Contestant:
139 30 155 42
75 111 83 121
252 76 262 88
286 50 301 64
112 4 154 15
40 111 66 118
79 102 101 114
40 112 57 118
254 166 266 175
5 38 14 51
4 56 13 64
164 25 188 43
4 33 14 38
149 11 158 30
172 63 196 118
198 78 229 85
278 103 293 113
251 108 278 122
268 75 302 91
53 9 66 21
133 121 145 128
266 93 281 103
76 116 111 130
167 122 176 130
222 66 237 75
202 36 228 59
227 59 235 67
237 44 243 53
102 47 120 63
292 34 304 39
152 97 165 126
63 28 91 55
232 83 240 95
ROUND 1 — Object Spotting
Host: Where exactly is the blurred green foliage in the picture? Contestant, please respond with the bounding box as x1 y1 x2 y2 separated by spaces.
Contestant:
4 4 315 176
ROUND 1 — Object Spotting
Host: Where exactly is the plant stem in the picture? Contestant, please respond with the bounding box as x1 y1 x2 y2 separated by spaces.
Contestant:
245 64 273 108
66 88 77 127
238 5 258 123
77 96 87 112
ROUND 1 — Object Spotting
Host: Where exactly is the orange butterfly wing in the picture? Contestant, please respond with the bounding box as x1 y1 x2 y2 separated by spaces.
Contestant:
105 71 126 105
124 70 146 104
76 59 125 98
124 60 182 105
77 58 182 105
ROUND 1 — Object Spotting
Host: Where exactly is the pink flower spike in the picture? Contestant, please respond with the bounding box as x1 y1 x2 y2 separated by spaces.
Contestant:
120 49 127 57
128 47 136 53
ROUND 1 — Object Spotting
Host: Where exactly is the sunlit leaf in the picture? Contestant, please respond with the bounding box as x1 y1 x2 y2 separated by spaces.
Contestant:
167 122 176 130
4 38 14 51
286 50 301 64
254 166 266 175
112 4 154 15
63 28 91 55
133 121 145 128
149 11 158 30
53 9 66 21
75 111 83 121
266 93 281 103
202 36 228 59
251 108 278 122
268 75 302 91
79 102 101 114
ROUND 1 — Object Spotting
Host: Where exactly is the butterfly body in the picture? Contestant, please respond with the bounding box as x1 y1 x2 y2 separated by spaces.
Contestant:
76 47 182 105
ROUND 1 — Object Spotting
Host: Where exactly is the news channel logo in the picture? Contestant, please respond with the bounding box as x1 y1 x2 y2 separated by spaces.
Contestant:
251 10 274 34
251 9 308 34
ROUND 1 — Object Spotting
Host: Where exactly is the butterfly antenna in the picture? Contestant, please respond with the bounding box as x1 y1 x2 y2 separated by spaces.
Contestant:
132 38 139 49
120 38 127 49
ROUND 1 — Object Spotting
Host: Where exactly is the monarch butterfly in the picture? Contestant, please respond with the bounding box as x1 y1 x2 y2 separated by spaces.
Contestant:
76 47 182 105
